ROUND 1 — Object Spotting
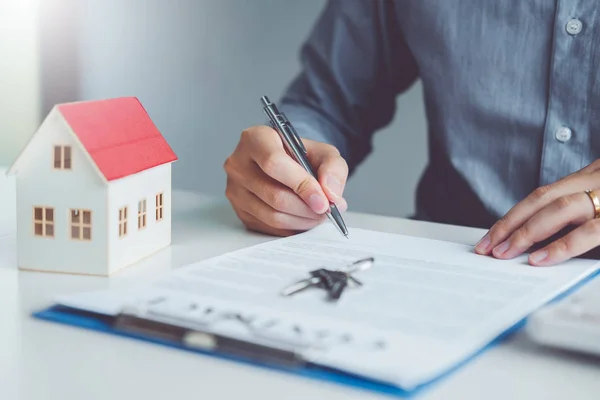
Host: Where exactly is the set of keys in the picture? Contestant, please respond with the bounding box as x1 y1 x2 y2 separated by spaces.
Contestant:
280 257 374 301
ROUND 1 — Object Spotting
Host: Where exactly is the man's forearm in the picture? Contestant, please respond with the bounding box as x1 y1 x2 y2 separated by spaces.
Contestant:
276 0 418 174
279 96 352 160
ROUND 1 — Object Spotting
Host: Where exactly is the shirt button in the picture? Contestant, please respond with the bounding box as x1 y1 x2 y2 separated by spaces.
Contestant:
555 126 572 142
566 18 582 35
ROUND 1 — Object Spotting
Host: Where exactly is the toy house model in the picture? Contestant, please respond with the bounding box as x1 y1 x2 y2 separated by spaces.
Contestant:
6 97 178 276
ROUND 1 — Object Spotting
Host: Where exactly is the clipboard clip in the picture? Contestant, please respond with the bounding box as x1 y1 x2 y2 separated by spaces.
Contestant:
112 310 306 368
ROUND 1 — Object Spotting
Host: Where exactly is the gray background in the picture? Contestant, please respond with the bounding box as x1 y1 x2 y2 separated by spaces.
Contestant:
40 0 427 218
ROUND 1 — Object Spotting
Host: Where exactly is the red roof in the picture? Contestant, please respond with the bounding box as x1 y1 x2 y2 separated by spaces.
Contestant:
57 97 178 181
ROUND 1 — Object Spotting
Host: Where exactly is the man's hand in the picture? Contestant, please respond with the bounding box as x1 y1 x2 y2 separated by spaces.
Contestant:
475 160 600 266
224 125 348 236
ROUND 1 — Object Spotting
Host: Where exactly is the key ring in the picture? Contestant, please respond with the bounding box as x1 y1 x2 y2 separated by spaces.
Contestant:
280 257 375 300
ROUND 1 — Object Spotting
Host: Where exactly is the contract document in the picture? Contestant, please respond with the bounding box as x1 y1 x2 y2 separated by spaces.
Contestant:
52 225 600 391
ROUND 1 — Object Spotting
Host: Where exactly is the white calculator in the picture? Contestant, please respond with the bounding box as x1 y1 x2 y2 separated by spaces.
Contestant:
526 275 600 356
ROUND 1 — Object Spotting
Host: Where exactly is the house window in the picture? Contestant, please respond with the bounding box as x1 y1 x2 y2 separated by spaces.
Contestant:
119 207 128 237
138 199 147 229
53 145 72 169
70 209 92 240
33 206 54 237
155 192 163 221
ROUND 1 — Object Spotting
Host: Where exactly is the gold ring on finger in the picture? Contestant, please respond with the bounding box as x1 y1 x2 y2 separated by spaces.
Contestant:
584 189 600 219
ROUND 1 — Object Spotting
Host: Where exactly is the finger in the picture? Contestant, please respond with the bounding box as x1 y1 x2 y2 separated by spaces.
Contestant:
528 218 600 266
304 140 349 204
475 172 600 254
238 125 286 160
226 159 323 219
577 159 600 174
245 131 330 215
490 192 594 259
236 209 300 237
229 183 326 231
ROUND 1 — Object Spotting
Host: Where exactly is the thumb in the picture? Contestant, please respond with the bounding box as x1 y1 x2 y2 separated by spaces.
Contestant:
304 140 349 206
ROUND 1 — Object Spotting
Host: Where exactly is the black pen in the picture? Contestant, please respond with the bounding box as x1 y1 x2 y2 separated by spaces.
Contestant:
260 96 349 238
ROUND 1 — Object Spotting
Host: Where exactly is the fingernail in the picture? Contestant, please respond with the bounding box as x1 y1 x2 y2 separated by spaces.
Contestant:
493 240 510 256
308 193 327 213
530 250 548 265
326 176 343 197
338 198 348 212
475 233 490 252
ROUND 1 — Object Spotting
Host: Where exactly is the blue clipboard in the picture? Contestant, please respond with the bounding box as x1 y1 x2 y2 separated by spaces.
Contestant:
31 270 600 398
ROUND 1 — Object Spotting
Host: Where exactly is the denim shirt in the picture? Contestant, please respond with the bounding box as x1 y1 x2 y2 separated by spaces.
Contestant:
279 0 600 229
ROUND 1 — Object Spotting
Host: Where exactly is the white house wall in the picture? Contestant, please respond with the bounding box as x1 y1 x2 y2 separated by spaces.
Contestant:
107 163 171 273
13 107 108 274
0 169 16 238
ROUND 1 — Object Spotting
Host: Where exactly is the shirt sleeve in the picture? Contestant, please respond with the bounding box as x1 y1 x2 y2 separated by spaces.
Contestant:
278 0 419 173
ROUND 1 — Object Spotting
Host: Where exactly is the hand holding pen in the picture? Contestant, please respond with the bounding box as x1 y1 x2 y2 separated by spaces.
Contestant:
223 98 349 237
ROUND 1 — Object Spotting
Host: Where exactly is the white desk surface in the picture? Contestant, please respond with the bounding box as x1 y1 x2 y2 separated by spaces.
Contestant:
1 178 599 399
